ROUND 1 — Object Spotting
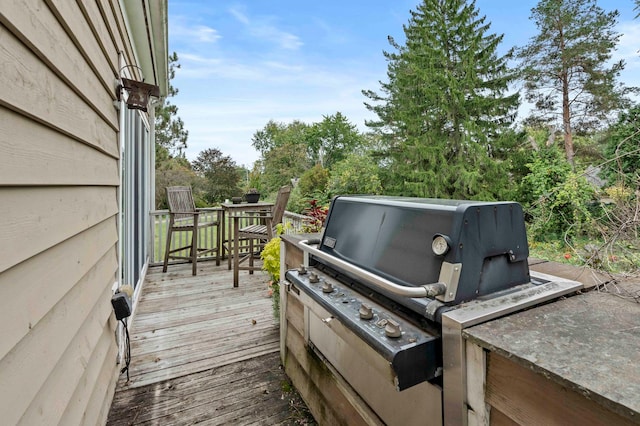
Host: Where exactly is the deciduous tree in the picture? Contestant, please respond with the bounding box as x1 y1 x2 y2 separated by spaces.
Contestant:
329 153 383 196
192 148 242 203
306 112 363 169
251 120 312 194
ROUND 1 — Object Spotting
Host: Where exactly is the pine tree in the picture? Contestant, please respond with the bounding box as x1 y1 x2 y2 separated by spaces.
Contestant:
154 52 194 208
516 0 634 167
363 0 519 199
155 52 188 158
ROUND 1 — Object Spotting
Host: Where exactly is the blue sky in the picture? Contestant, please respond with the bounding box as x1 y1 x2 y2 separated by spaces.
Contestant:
168 1 640 167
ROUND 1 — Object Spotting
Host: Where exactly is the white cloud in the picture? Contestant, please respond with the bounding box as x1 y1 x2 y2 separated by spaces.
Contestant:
193 25 221 43
229 7 250 25
228 6 303 51
170 18 221 44
615 21 640 70
176 53 266 80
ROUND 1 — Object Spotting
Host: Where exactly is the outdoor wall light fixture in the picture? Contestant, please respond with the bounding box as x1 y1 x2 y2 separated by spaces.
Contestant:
117 65 160 112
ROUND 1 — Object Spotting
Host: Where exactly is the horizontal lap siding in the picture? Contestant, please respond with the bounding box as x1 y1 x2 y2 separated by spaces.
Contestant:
0 0 131 424
0 107 119 186
2 251 117 426
0 219 118 360
0 25 118 156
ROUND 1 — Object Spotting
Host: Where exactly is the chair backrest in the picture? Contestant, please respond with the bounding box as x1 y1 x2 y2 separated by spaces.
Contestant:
166 186 196 219
271 185 292 226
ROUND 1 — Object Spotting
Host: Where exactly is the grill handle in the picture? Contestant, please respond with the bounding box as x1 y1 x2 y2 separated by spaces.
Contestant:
298 239 446 299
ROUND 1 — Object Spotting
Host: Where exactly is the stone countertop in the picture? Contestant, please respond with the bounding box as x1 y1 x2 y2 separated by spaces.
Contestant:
281 233 321 246
465 262 640 423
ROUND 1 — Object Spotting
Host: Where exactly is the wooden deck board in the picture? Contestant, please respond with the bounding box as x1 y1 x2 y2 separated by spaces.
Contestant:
107 261 315 425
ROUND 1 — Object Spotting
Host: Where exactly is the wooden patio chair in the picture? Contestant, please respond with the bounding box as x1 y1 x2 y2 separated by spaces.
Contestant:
237 185 291 274
162 186 220 275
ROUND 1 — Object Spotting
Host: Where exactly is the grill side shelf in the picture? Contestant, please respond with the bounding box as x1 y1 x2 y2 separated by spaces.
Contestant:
285 268 442 390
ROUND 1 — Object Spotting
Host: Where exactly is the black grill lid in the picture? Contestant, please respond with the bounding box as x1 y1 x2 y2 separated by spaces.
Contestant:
318 196 530 304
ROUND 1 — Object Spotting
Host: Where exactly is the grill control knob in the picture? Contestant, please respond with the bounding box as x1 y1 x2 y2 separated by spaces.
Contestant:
385 319 402 338
309 272 319 283
297 265 307 274
359 303 374 320
321 281 334 293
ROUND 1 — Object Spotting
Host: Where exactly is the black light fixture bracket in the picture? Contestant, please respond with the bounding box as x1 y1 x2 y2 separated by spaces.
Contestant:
116 65 160 112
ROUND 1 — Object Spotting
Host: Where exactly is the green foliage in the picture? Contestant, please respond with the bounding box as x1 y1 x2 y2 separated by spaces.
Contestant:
261 236 281 284
363 0 520 200
192 148 242 203
516 0 635 164
155 52 188 157
297 165 329 197
529 237 640 274
251 114 366 196
245 161 264 193
328 153 382 196
251 120 289 157
154 52 194 207
287 164 331 214
252 120 312 194
601 105 640 187
306 112 364 169
260 224 290 320
155 158 202 209
520 146 596 240
286 187 308 214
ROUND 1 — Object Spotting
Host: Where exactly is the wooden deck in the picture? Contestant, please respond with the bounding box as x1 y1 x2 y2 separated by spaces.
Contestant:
107 261 314 425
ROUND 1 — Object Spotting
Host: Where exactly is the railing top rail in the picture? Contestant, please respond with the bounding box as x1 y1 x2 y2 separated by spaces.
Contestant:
150 207 223 215
283 211 308 219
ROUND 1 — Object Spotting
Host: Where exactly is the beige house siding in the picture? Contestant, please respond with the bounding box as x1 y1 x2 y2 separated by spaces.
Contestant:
0 0 166 424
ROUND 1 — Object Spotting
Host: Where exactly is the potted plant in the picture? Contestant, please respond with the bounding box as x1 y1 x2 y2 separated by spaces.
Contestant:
244 188 260 203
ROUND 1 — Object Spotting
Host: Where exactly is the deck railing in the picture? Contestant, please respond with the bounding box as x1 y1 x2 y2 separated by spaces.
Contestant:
149 209 308 266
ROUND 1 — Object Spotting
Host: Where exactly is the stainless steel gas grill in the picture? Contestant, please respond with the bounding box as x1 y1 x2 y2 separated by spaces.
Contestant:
283 196 582 425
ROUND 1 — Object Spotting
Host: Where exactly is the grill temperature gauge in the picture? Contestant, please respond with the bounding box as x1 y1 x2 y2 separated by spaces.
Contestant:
432 234 451 256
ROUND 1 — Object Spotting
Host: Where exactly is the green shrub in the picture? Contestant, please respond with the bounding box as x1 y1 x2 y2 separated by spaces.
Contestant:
288 165 331 214
260 224 288 320
328 153 382 196
520 146 596 241
297 164 329 197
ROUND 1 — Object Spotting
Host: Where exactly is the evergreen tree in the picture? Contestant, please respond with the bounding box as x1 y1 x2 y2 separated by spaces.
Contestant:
363 0 519 200
155 52 188 158
516 0 634 166
154 52 195 208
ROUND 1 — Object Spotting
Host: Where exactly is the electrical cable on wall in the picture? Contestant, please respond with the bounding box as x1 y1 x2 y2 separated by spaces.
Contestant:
119 318 131 381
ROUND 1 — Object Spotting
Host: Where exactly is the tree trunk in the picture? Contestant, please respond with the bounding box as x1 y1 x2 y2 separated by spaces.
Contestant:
562 73 575 168
559 27 575 168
